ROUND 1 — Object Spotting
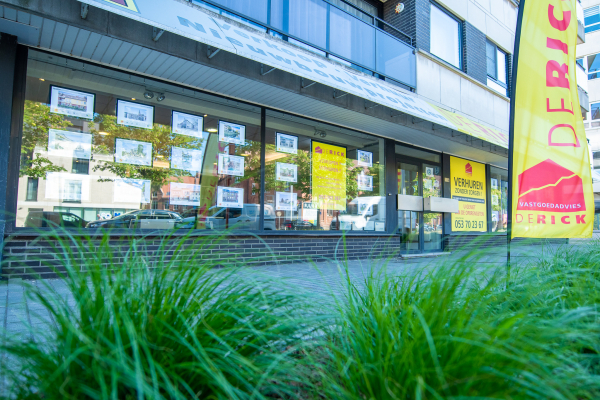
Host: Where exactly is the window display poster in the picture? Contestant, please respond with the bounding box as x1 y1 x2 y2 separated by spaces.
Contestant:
50 86 95 120
218 121 245 145
114 178 151 204
276 192 298 211
45 172 90 201
277 132 298 154
375 221 385 232
312 141 347 211
115 138 153 166
217 186 244 208
170 182 201 206
357 150 373 167
357 199 374 216
358 174 373 191
48 129 92 160
276 162 297 182
302 202 318 223
172 111 204 138
491 178 498 190
450 156 487 232
171 146 205 172
116 100 154 130
218 154 245 177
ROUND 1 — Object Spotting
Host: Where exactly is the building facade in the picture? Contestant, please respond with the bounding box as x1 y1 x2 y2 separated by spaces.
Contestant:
0 0 584 278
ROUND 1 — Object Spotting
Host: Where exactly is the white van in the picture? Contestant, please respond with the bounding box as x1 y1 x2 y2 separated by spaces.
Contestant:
330 196 386 231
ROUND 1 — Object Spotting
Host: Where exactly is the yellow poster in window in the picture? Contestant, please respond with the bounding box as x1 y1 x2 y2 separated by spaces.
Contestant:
312 141 346 211
450 156 487 232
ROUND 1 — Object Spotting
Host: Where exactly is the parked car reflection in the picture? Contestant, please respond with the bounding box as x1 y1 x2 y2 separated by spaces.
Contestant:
25 211 88 229
86 210 182 229
283 220 323 231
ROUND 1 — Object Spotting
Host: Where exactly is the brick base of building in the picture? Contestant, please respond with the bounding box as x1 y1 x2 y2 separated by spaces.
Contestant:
0 233 570 280
0 234 403 280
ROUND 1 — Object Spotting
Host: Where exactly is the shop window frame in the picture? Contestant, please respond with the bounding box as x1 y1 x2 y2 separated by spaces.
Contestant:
5 46 434 238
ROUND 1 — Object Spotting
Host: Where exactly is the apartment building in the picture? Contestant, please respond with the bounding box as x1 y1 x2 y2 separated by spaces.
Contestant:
0 0 586 277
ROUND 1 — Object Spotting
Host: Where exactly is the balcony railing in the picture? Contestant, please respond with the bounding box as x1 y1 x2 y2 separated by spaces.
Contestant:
191 0 416 89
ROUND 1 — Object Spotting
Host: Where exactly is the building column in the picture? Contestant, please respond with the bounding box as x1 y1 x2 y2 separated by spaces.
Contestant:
0 33 19 272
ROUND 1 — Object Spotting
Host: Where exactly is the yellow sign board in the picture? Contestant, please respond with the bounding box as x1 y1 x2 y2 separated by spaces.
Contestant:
450 156 487 232
511 0 593 238
312 141 346 211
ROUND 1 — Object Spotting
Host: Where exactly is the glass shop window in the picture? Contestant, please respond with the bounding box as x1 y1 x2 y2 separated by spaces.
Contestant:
490 166 508 233
17 50 261 231
264 109 386 232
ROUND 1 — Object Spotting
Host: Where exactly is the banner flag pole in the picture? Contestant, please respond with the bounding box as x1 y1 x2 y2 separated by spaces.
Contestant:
507 0 527 287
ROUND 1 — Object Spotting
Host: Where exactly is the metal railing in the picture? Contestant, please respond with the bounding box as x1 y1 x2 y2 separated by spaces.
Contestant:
191 0 416 89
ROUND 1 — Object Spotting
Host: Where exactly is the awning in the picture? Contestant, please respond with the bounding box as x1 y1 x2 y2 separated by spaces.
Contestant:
78 0 462 131
429 105 509 148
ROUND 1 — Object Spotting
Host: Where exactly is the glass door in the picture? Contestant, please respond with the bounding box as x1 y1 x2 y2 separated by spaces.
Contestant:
397 158 443 253
397 162 420 252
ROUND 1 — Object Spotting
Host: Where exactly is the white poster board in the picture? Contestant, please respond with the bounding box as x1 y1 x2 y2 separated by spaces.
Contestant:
50 86 95 120
357 175 373 191
45 172 90 201
48 130 92 160
276 192 298 211
170 182 201 206
113 178 151 204
115 138 153 166
218 121 245 145
276 132 298 154
217 186 244 208
276 162 297 182
116 100 154 130
357 150 373 167
171 146 205 172
172 111 204 138
218 154 245 176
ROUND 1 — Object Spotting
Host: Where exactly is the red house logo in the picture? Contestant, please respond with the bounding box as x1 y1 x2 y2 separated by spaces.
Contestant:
101 0 139 12
465 163 472 176
517 159 585 212
314 146 323 154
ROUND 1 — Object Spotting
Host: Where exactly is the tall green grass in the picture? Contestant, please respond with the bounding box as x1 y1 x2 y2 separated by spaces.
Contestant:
1 230 320 399
316 242 600 399
2 233 600 399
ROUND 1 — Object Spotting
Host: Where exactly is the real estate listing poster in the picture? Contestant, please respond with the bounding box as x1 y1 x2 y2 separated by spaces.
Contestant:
45 172 91 201
115 138 153 166
276 162 297 182
357 174 373 191
357 150 373 167
357 199 374 216
450 156 487 232
116 100 154 130
172 111 204 138
171 146 205 172
276 192 298 211
217 186 244 208
312 141 347 211
170 182 201 206
113 178 151 204
218 154 245 177
49 86 95 120
47 129 92 160
218 121 245 145
276 132 298 154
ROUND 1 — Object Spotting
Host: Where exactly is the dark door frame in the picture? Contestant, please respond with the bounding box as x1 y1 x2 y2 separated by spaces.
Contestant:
396 154 443 253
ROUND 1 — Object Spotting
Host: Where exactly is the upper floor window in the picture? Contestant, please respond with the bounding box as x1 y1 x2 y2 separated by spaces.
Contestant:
584 6 600 33
486 40 508 96
430 3 462 69
588 54 600 80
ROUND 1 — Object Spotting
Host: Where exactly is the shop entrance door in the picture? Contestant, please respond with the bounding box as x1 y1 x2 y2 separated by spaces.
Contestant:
397 157 443 253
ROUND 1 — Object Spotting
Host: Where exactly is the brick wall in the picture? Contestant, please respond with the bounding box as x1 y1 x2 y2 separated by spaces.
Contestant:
462 21 488 85
1 235 402 279
382 0 430 50
444 235 567 251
